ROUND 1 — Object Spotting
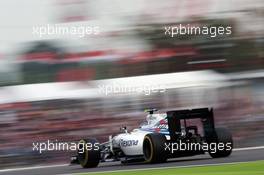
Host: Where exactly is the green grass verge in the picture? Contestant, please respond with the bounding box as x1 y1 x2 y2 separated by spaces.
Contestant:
79 160 264 175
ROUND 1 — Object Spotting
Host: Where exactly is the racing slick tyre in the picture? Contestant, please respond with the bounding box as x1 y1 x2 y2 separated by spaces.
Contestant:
143 133 168 163
209 128 233 158
77 138 100 168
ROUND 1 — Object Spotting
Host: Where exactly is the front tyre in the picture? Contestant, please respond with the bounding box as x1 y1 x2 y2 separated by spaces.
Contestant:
143 133 168 163
77 138 100 168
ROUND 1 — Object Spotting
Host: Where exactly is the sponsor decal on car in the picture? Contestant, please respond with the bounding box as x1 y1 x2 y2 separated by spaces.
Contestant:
120 139 139 147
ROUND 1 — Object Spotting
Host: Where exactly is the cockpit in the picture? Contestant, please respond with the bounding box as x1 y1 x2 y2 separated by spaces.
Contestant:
140 109 167 129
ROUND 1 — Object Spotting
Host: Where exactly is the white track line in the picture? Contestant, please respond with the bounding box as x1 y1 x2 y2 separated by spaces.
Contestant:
1 145 264 173
0 164 68 173
187 59 226 64
233 146 264 151
65 160 264 175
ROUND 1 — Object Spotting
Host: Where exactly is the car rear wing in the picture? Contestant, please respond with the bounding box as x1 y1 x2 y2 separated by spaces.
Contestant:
166 108 216 142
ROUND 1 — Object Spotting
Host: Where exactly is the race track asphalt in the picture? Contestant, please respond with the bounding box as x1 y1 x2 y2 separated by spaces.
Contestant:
1 148 264 175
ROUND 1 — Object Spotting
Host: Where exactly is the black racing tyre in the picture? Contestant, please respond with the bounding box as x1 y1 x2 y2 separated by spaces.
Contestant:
77 138 100 168
209 128 233 158
143 133 168 163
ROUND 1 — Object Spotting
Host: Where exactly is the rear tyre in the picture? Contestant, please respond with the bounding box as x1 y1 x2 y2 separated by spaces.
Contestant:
209 128 233 158
77 138 100 168
143 133 168 163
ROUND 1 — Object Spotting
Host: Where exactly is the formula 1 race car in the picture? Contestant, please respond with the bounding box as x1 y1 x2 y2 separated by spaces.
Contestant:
71 108 233 168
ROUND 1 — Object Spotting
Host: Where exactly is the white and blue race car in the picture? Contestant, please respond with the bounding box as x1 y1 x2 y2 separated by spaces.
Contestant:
71 108 233 168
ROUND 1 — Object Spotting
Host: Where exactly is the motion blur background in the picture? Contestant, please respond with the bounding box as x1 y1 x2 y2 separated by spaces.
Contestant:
0 0 263 168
